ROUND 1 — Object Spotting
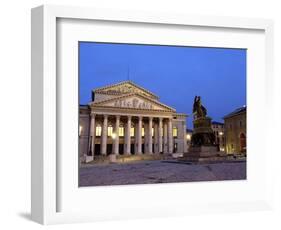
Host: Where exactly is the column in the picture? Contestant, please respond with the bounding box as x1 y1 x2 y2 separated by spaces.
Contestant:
154 122 158 153
183 122 187 153
101 115 108 155
163 121 168 153
137 116 142 154
113 115 120 155
148 117 153 154
168 118 173 153
125 116 131 155
158 118 163 153
134 125 138 154
144 122 148 153
88 113 96 156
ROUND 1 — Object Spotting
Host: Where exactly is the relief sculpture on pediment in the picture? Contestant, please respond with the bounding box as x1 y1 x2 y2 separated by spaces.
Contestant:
104 85 150 97
113 98 153 109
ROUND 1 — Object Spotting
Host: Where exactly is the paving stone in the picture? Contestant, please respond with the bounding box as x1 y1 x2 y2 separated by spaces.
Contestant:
79 160 246 187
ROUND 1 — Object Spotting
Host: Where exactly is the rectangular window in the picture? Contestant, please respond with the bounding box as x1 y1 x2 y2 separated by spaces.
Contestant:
173 127 178 137
107 126 113 137
141 127 145 137
119 127 124 137
130 127 135 137
96 126 102 136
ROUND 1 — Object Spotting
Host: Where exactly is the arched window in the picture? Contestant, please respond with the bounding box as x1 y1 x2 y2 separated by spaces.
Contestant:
239 120 243 127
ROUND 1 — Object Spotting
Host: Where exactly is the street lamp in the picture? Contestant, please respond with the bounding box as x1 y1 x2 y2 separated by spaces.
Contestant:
112 133 116 140
186 134 191 141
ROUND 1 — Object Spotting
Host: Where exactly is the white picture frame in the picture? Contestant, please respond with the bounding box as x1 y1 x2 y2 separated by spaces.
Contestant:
31 5 274 225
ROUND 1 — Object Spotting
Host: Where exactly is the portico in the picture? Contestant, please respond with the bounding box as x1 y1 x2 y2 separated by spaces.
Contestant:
79 81 187 162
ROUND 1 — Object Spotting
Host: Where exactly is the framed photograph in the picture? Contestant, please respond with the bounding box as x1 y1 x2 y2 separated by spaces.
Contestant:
31 5 274 225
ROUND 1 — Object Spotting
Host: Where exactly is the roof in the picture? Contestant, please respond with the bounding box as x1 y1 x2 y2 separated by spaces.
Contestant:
90 92 176 112
79 104 90 109
212 121 224 125
223 106 246 119
173 113 188 117
79 104 90 114
93 80 159 100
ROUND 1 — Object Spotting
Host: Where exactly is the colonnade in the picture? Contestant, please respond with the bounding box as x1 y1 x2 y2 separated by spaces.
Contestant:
88 114 174 156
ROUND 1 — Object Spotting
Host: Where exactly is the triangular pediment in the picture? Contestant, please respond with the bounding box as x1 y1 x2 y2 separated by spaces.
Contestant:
94 81 159 100
91 93 175 112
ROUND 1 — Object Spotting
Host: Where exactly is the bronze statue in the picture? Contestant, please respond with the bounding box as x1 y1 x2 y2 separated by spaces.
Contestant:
193 96 207 119
190 96 215 147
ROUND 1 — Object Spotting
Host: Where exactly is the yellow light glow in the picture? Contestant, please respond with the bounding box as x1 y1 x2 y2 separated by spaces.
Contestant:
173 127 178 137
112 133 116 139
186 134 191 140
96 126 102 136
130 127 135 137
118 127 124 137
107 126 113 137
219 131 223 136
79 126 83 136
141 128 145 137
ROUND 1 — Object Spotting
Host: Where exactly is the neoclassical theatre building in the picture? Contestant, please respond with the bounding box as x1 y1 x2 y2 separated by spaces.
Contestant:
79 81 188 162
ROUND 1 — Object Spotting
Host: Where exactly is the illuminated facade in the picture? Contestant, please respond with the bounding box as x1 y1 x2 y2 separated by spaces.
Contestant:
185 129 193 150
79 81 188 162
211 121 225 151
223 106 246 154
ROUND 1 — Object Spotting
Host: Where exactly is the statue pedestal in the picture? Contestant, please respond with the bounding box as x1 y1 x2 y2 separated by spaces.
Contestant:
179 117 227 163
181 146 223 163
185 146 218 157
191 117 216 146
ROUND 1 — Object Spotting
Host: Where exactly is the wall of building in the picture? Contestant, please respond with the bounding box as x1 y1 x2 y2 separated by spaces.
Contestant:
211 123 225 151
172 118 187 153
224 112 246 154
79 107 91 157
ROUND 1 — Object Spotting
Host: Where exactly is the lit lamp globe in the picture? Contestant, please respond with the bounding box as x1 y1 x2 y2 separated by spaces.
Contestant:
112 133 117 140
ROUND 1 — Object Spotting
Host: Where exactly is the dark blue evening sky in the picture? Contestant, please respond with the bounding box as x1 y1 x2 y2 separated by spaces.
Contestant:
79 42 246 129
